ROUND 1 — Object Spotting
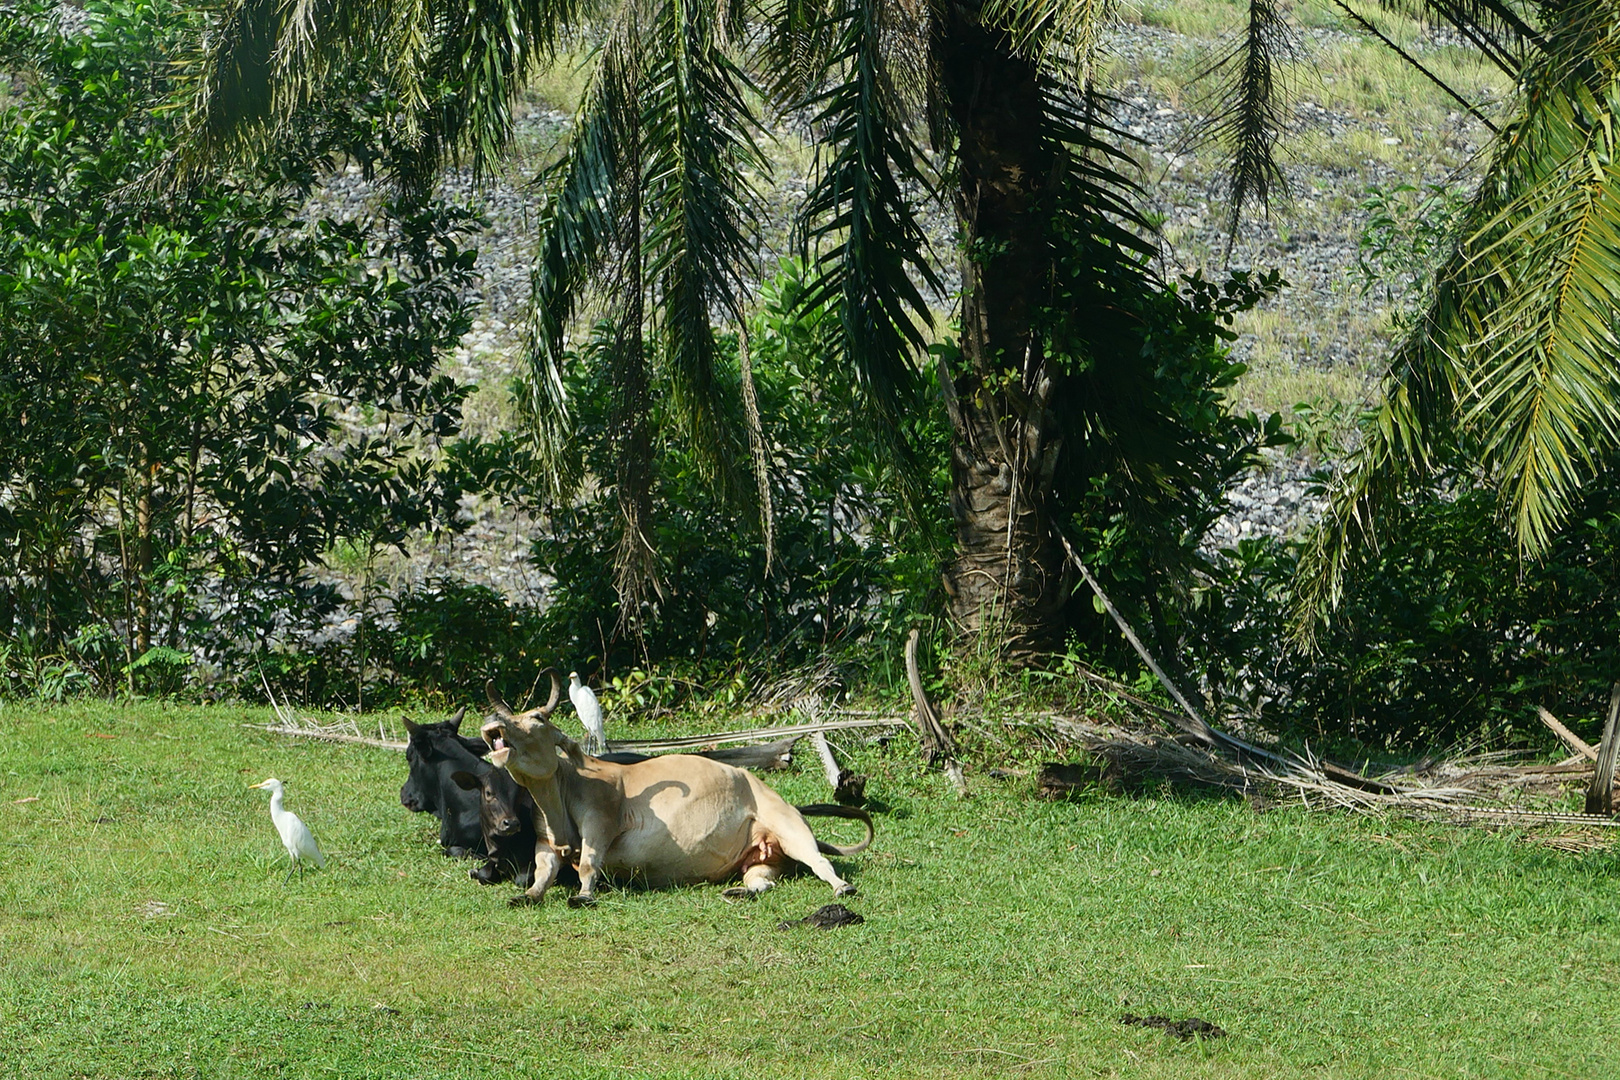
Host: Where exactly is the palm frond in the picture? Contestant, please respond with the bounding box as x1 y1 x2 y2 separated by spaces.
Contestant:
794 0 941 453
1332 0 1499 130
606 59 667 624
979 0 1117 87
1191 0 1294 238
1291 329 1462 645
522 38 640 491
640 0 770 494
1376 0 1542 72
1039 80 1155 253
1296 16 1620 639
1534 0 1620 85
736 326 778 570
179 0 597 184
757 0 837 104
181 0 283 162
1454 80 1620 551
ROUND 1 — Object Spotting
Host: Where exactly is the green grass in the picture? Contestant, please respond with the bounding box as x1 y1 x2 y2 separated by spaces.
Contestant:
2 701 1616 1078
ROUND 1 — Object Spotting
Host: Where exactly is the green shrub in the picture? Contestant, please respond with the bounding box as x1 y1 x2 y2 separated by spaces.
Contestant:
1188 469 1620 748
0 0 484 697
521 260 949 690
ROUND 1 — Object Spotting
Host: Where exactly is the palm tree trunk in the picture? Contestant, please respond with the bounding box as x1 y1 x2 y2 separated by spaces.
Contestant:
935 4 1070 661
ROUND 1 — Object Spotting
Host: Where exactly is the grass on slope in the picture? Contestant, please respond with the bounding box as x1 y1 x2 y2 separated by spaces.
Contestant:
1 700 1616 1079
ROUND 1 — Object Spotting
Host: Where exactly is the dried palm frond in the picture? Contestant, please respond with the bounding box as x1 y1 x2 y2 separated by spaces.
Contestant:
252 672 407 750
1029 707 1617 829
1518 829 1614 853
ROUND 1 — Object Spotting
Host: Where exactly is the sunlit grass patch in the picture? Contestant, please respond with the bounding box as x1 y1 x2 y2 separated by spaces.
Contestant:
2 701 1618 1078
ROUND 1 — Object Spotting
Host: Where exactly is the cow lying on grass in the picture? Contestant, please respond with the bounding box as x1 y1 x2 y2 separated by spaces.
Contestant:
399 709 492 859
401 707 809 887
451 765 539 886
482 675 873 908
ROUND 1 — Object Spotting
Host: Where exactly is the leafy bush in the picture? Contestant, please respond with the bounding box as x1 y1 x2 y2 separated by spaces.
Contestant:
519 260 949 688
1166 178 1620 750
380 579 553 706
1354 182 1470 317
1187 467 1620 749
0 0 484 696
1039 207 1289 664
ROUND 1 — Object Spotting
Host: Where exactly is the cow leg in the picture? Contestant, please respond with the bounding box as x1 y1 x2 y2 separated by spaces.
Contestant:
722 862 783 900
567 837 606 908
510 843 561 907
772 824 857 898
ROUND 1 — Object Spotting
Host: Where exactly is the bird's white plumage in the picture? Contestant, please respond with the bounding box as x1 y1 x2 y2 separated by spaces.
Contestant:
250 778 324 878
569 670 606 756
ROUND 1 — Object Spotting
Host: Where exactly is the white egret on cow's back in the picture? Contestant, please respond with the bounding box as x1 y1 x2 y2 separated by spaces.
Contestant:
569 671 606 756
249 777 325 881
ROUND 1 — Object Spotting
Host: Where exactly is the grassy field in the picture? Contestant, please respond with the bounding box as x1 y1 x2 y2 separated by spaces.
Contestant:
1 700 1616 1079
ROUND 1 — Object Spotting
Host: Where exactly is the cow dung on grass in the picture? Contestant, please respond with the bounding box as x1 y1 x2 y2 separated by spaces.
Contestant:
778 903 864 930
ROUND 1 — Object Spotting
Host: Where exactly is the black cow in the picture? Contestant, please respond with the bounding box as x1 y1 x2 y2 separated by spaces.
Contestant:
451 765 538 886
400 709 494 858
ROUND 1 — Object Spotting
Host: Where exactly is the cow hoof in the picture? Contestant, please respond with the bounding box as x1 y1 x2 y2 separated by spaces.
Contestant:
567 894 598 909
834 883 857 898
721 886 756 901
508 894 543 908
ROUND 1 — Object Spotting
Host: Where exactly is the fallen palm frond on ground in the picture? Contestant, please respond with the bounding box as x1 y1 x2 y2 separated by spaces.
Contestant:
1032 724 1620 833
252 672 407 749
251 662 1617 838
1028 552 1620 836
250 671 910 755
605 716 909 751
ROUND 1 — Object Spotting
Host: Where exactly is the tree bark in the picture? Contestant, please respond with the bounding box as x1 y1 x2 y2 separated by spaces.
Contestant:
934 4 1070 661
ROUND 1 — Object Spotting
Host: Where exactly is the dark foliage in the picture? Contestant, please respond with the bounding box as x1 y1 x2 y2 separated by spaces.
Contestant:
1188 465 1620 749
1038 199 1287 663
0 0 483 696
521 261 947 685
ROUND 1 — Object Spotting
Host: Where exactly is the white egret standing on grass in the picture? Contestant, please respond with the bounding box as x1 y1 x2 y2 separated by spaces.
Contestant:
569 671 606 756
249 778 325 881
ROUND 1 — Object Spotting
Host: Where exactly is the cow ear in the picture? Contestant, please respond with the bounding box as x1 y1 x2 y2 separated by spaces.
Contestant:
403 718 421 737
554 731 586 767
451 770 481 791
448 706 466 731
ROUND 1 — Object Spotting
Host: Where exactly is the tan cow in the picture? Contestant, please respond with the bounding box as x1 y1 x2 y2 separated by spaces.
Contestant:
481 676 872 908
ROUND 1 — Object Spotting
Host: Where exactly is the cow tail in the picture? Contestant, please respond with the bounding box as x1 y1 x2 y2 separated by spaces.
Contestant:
797 803 874 855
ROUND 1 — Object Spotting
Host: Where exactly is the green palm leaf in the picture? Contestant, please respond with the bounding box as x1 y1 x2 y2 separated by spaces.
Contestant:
521 34 640 492
793 0 941 451
1298 15 1620 640
640 0 769 493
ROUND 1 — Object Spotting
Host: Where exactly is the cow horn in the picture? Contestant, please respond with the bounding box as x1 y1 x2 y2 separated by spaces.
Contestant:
447 705 466 731
485 680 516 721
403 717 421 737
536 669 562 717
